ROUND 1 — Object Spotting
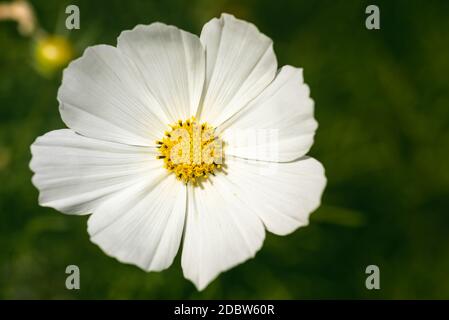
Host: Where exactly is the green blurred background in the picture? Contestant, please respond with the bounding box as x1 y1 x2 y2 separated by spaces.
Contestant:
1 0 449 299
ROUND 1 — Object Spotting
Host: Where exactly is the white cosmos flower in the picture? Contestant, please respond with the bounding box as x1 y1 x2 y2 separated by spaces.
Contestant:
30 13 326 290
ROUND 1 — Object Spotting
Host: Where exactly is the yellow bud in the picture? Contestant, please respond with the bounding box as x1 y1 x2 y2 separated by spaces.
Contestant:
34 35 73 74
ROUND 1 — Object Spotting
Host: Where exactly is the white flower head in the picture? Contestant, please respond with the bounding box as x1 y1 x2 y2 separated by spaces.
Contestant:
30 13 326 290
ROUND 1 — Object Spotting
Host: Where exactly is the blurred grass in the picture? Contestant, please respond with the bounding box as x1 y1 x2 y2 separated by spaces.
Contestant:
1 0 449 299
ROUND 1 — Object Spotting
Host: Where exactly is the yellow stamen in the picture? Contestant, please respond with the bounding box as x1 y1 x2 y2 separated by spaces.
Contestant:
157 117 223 185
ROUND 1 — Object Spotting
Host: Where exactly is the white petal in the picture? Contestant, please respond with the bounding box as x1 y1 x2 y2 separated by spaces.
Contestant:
198 13 277 126
181 180 265 290
220 66 317 162
30 129 162 214
58 45 169 146
117 22 205 121
222 156 326 235
88 175 186 272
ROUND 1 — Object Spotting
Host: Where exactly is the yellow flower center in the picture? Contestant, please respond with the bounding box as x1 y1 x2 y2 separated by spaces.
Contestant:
157 117 223 184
